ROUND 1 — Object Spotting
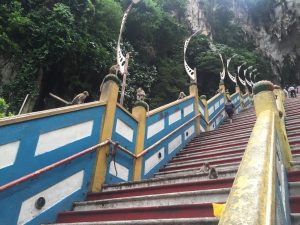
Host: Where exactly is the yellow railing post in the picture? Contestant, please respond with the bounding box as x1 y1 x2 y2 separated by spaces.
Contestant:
91 74 120 192
189 82 201 135
132 101 147 181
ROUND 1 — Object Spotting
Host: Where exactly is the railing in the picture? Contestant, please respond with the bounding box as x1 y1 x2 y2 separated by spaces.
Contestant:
219 82 292 225
0 77 253 225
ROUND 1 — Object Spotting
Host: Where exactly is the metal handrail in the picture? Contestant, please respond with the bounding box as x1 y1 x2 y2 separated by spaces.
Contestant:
0 140 110 192
136 114 200 158
208 107 225 125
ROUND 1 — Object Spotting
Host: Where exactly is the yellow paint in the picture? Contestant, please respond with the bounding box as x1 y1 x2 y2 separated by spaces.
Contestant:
219 110 276 225
189 84 201 135
200 97 209 131
132 105 147 181
0 101 106 127
213 203 226 218
253 91 278 117
91 80 119 192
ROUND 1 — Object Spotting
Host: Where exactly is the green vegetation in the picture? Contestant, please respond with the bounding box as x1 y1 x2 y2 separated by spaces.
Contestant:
0 0 274 113
0 98 13 118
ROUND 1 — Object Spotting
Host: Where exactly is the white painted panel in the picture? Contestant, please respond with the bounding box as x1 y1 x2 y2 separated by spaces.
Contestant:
147 119 164 139
214 101 219 110
115 119 134 142
200 126 206 132
184 125 195 140
199 105 204 116
0 141 20 169
109 161 129 181
35 121 93 156
168 135 182 154
208 106 214 116
168 110 182 125
183 104 194 117
144 147 164 174
220 98 225 105
18 171 84 225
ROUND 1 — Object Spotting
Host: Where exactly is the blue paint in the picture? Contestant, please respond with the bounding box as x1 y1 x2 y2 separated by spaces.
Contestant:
0 152 96 225
208 94 225 121
105 106 138 184
0 106 104 186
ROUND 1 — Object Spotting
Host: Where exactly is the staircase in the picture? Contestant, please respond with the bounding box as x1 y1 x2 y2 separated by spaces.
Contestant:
53 108 255 225
286 97 300 224
52 102 300 225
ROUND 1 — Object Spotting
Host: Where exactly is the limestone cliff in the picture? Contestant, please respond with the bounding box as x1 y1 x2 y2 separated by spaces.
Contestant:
186 0 300 83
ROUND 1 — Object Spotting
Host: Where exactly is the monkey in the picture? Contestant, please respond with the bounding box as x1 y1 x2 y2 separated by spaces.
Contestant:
178 92 187 100
109 64 119 75
71 91 89 105
136 87 146 101
199 162 210 173
208 167 218 179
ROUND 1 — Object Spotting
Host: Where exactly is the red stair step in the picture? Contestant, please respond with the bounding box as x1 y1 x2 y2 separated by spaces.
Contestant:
88 178 234 201
57 203 222 223
288 171 300 182
290 196 300 213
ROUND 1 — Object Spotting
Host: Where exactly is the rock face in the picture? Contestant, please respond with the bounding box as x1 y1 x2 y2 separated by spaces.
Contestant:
186 0 300 83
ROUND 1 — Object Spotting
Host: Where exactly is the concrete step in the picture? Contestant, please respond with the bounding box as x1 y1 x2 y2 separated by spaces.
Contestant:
291 213 300 225
160 156 242 172
91 178 234 201
181 140 249 155
57 203 222 223
289 182 300 196
197 128 253 142
167 153 244 168
49 218 219 225
187 133 251 148
73 189 230 211
173 148 245 163
155 164 239 179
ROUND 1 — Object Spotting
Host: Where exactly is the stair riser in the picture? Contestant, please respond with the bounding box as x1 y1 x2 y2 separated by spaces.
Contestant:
172 150 245 163
289 183 300 196
197 129 253 142
288 171 300 182
160 158 242 172
180 142 248 155
57 204 219 223
167 154 243 167
155 166 238 179
91 179 234 201
290 197 300 213
74 189 230 211
187 135 250 147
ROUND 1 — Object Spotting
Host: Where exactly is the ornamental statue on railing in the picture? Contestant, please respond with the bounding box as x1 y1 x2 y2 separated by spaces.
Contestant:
226 54 238 84
117 0 141 105
184 28 208 82
244 66 253 88
237 62 247 87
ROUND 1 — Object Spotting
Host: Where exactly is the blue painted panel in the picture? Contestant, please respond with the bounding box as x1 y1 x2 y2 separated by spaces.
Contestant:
208 94 225 121
144 98 195 149
142 121 197 179
105 107 138 184
0 152 96 225
0 106 104 186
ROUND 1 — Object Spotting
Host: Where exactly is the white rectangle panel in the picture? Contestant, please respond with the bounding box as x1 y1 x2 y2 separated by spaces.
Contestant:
200 126 206 132
220 98 225 105
168 135 182 154
35 121 93 156
109 161 129 181
115 119 134 142
214 101 219 110
0 141 20 169
208 106 214 116
18 170 84 225
210 122 216 131
147 119 164 139
184 125 195 140
183 104 194 117
144 147 164 174
168 110 182 125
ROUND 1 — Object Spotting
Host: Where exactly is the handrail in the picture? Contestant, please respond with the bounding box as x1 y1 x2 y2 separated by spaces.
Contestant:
0 139 110 192
208 107 225 125
207 92 222 105
136 114 200 158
